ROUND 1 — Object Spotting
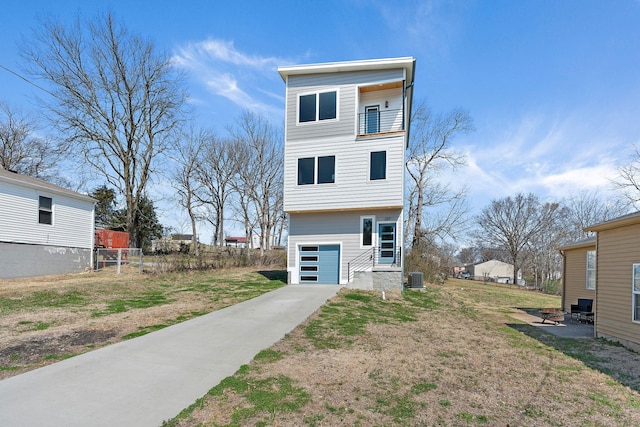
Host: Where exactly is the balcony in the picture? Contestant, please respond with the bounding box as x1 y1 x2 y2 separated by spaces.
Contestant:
357 108 404 137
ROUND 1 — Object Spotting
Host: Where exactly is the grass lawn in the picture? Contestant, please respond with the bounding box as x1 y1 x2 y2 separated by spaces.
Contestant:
0 267 287 377
164 278 640 426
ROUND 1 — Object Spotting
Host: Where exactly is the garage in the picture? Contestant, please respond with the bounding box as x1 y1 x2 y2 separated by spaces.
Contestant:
299 244 340 284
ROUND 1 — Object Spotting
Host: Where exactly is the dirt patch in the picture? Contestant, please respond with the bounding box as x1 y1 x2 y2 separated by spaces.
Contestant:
0 267 282 380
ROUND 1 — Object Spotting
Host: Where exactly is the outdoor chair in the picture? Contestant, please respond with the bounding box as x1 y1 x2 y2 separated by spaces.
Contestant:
570 298 593 320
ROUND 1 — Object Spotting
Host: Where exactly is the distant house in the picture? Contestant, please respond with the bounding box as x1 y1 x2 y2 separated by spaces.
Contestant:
0 168 95 279
224 235 261 249
278 57 415 289
558 237 597 316
466 260 515 283
151 234 195 253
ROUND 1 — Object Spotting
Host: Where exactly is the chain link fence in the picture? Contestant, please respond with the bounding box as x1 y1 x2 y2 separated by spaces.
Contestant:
95 248 143 273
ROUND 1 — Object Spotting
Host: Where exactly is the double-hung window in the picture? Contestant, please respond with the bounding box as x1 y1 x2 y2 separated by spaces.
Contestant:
298 156 335 185
586 250 596 290
299 91 337 123
38 196 53 225
634 264 640 322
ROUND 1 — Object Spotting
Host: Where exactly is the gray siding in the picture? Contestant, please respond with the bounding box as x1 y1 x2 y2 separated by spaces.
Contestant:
285 69 405 142
287 209 401 284
284 133 405 212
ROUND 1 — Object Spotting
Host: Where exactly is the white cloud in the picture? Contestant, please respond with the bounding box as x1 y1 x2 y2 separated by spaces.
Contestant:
173 38 290 119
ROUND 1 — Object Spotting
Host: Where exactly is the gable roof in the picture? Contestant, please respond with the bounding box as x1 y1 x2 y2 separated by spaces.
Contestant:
0 168 95 204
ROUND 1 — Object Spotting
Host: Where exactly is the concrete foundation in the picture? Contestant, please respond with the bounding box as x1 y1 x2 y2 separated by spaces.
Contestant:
348 268 403 291
0 242 92 279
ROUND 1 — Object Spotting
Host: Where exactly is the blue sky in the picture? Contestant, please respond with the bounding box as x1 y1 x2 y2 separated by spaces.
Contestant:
2 0 640 239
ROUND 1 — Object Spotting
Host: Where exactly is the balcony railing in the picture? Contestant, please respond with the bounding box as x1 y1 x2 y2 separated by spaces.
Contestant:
358 108 404 136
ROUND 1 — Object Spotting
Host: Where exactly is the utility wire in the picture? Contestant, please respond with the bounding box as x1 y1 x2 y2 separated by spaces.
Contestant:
0 63 58 98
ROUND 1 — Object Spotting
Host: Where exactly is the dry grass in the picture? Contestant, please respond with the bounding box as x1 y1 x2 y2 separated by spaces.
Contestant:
2 270 639 426
0 266 285 379
167 279 640 426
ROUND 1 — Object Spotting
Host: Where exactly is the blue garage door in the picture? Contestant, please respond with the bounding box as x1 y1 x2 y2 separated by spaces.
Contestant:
299 244 340 284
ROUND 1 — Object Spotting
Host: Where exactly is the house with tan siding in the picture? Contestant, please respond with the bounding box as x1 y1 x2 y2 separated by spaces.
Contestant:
583 213 640 350
278 57 415 289
558 237 597 316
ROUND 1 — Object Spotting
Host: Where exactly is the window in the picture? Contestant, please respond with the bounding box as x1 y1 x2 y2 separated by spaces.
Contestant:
318 92 337 120
361 217 373 247
586 250 596 290
298 156 335 185
317 156 335 184
38 196 53 225
298 158 315 185
299 94 316 122
298 91 337 123
370 151 386 180
634 264 640 322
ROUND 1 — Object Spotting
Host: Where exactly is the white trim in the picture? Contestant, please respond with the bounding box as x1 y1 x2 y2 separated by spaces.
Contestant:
360 215 375 249
633 264 640 323
294 241 343 285
296 88 340 125
369 150 387 181
586 250 596 290
278 57 415 82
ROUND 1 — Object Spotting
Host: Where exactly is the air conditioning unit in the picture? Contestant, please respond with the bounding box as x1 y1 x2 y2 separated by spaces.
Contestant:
407 272 423 289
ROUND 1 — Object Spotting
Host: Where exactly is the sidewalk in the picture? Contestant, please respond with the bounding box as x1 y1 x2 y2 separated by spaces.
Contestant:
0 284 342 427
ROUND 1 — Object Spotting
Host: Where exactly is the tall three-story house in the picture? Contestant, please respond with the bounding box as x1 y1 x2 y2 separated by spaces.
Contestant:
278 57 415 289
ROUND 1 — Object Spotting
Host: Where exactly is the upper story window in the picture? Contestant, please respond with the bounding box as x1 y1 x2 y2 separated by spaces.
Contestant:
297 156 335 185
39 196 53 225
586 250 596 290
370 151 386 180
299 90 337 123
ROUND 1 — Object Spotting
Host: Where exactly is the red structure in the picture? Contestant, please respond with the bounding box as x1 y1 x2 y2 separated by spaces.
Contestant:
95 228 130 249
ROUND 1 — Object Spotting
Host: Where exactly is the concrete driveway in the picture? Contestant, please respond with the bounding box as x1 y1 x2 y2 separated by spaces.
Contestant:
0 284 342 427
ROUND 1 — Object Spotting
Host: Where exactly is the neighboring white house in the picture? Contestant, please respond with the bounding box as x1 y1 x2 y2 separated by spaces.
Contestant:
278 57 415 289
0 168 96 278
466 260 516 283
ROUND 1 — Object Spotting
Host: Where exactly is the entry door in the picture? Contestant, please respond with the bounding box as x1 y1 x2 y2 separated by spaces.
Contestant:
378 223 396 264
365 105 380 134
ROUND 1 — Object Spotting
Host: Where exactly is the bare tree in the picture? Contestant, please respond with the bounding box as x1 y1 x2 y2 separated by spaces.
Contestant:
406 101 474 248
0 102 62 180
172 127 207 255
22 12 186 247
229 111 283 256
194 135 236 246
475 193 560 286
614 145 640 209
565 190 629 240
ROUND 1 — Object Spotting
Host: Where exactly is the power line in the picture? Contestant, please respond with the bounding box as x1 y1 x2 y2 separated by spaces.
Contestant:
0 63 58 99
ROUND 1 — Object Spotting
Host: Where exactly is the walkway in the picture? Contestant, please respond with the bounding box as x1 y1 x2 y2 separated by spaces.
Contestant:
0 284 341 427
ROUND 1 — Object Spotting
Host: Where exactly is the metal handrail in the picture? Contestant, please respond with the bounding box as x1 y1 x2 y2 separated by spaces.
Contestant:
357 109 404 136
347 246 402 282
